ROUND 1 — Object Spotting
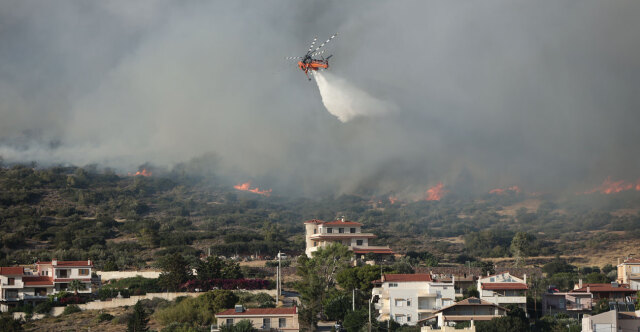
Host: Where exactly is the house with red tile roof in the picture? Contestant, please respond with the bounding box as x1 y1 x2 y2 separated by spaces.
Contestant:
214 306 299 331
572 280 636 302
371 273 455 325
304 217 394 257
477 272 528 314
418 297 508 330
0 259 93 312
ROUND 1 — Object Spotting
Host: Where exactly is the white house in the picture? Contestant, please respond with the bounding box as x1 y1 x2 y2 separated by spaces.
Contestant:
304 218 393 257
477 272 527 313
0 260 94 312
372 274 455 325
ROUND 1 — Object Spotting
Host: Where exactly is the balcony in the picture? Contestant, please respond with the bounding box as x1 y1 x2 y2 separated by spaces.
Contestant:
483 296 527 304
566 303 591 310
1 282 24 288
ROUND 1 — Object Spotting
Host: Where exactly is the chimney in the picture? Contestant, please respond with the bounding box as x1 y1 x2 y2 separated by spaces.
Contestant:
524 274 527 284
340 216 345 222
52 259 57 266
617 258 620 265
88 259 91 266
578 279 583 289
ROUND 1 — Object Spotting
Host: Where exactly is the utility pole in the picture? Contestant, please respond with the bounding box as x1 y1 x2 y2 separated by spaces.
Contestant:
276 250 281 305
352 288 356 311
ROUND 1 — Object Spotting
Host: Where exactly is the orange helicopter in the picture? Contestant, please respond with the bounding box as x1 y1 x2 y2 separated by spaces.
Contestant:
287 33 338 80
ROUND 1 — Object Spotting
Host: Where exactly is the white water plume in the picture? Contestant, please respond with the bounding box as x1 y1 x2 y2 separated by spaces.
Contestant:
314 71 396 122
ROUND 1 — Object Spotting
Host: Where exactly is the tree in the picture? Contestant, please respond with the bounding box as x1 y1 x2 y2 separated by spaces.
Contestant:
68 279 86 295
510 232 533 268
195 256 242 280
336 265 382 293
128 301 149 332
295 243 353 331
220 319 256 332
584 272 609 283
0 314 23 332
543 256 574 276
157 253 192 291
342 309 367 332
476 305 528 332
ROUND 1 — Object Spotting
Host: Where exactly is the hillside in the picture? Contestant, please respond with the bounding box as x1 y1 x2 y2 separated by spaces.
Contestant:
0 163 639 269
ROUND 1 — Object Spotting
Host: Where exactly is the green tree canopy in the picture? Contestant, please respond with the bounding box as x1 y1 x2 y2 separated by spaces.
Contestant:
157 253 192 291
128 301 150 332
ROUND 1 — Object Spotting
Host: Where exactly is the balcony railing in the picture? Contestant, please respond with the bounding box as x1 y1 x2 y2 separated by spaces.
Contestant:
566 303 591 310
1 282 24 288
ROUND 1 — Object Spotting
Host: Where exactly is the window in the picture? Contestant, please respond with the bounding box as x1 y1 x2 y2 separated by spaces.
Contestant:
313 229 317 234
58 270 68 278
327 228 333 233
279 318 286 328
226 319 234 325
407 315 411 322
339 228 344 233
632 266 640 273
356 240 363 246
395 315 403 323
395 299 403 307
490 277 495 282
41 271 48 276
350 228 356 233
7 278 15 285
313 241 317 247
263 318 270 329
406 299 411 307
389 283 398 287
79 269 89 276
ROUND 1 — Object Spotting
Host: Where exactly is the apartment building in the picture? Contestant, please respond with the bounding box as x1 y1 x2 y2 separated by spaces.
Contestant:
477 272 527 313
304 217 393 257
214 306 299 331
0 260 93 312
582 307 640 332
372 273 455 325
617 257 640 290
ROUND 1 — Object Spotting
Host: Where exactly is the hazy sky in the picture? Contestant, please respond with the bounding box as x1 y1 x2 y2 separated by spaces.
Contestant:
1 1 639 197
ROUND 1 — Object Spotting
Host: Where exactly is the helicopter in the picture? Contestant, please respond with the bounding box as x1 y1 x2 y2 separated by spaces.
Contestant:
287 33 338 80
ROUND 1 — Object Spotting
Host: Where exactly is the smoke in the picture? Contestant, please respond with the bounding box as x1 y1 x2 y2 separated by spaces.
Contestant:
1 1 640 197
314 71 396 122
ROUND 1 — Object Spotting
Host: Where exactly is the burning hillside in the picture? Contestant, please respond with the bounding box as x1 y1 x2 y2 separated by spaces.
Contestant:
425 182 446 201
584 177 640 195
233 181 272 196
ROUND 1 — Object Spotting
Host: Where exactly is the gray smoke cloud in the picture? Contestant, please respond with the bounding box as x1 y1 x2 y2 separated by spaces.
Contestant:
1 1 639 197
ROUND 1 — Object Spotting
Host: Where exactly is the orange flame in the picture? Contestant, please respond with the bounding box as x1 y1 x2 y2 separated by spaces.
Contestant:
129 169 152 177
425 182 447 201
233 181 272 196
489 185 521 195
388 196 398 204
584 177 640 195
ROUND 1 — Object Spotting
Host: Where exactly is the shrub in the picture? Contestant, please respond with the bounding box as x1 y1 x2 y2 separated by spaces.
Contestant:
97 313 114 322
34 301 52 314
62 305 81 315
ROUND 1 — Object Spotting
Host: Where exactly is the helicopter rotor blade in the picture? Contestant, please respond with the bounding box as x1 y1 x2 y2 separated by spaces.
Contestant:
306 37 318 54
311 50 325 57
313 33 338 53
286 56 303 60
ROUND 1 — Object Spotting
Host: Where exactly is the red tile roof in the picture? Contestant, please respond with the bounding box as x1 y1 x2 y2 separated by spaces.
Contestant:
481 282 528 290
0 267 24 275
383 274 433 282
573 284 635 293
216 307 297 316
37 261 93 267
303 219 364 226
322 220 363 226
623 258 640 264
54 278 91 283
22 276 53 286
